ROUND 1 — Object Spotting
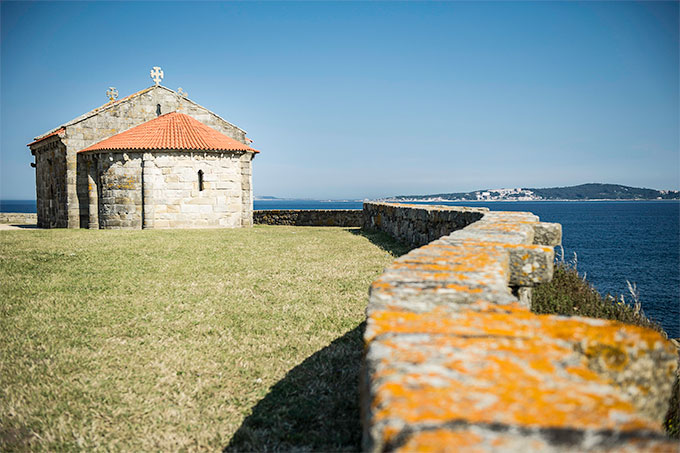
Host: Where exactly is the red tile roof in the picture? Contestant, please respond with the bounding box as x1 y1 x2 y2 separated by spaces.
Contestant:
27 128 65 147
79 112 259 153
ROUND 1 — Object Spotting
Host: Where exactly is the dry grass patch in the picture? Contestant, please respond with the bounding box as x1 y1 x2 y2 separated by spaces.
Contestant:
0 226 407 451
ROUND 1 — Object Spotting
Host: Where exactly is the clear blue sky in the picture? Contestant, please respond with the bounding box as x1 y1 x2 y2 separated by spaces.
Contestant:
1 1 678 199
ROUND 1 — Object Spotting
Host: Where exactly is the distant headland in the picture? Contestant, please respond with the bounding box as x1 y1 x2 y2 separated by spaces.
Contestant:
383 183 680 202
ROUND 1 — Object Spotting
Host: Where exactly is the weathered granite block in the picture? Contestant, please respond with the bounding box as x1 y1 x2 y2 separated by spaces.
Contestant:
534 221 562 246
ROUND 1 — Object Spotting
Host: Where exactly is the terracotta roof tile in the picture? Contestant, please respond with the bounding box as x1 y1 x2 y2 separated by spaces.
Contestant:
27 128 65 147
79 112 259 153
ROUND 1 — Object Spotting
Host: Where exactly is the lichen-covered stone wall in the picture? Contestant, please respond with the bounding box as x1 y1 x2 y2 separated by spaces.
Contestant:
254 209 362 227
361 202 677 452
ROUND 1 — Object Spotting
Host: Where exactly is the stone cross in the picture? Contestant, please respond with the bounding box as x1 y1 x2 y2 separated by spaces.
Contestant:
150 66 164 86
106 87 119 101
178 87 188 97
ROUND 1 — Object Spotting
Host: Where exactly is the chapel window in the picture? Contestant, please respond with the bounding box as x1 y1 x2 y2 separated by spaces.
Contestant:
198 170 204 191
156 104 161 116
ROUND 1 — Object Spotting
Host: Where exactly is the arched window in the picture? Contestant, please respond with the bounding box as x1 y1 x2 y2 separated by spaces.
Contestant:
156 104 161 116
198 170 204 191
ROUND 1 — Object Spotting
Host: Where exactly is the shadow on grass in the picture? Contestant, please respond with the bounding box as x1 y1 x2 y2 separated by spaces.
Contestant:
225 323 366 452
1 224 40 230
347 228 412 258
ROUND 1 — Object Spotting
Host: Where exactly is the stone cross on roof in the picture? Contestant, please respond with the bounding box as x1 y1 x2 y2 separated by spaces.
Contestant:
150 66 164 86
106 87 118 101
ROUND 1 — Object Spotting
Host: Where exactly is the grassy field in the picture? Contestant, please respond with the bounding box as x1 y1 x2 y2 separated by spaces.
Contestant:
0 226 408 451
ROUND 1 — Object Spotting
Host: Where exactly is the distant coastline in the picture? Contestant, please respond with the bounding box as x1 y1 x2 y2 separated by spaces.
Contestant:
386 183 680 203
382 198 680 203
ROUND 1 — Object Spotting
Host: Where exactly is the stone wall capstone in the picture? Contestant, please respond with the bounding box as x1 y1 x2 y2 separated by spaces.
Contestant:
361 202 677 452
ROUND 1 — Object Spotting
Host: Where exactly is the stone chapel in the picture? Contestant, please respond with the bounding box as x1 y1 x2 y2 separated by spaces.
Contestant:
27 68 259 229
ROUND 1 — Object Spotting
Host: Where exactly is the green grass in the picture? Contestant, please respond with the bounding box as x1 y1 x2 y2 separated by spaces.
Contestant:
0 226 407 451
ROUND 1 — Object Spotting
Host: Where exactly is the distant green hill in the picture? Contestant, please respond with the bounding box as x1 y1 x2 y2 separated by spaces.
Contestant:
527 184 676 200
392 183 679 201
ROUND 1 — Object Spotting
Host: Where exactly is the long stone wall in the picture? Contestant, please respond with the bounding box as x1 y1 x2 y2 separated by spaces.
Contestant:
254 209 362 227
363 202 488 247
0 213 37 224
361 202 677 452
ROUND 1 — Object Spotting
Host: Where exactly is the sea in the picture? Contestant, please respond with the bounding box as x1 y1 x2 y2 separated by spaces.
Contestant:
2 199 678 337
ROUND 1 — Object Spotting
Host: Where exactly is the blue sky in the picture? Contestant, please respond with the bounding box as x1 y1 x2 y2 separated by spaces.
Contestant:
1 1 678 199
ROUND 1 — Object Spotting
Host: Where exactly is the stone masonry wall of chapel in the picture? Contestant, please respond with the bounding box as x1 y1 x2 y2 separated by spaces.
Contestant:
34 140 68 228
146 152 244 229
92 151 244 229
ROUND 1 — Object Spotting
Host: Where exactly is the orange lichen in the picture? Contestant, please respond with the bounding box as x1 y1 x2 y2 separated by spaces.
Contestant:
367 305 537 341
565 366 600 381
474 222 528 233
366 306 672 434
373 368 656 432
397 430 485 453
444 284 482 293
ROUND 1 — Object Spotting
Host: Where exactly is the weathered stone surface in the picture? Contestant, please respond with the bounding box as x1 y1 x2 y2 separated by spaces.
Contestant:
534 222 563 246
361 202 677 452
506 244 554 287
254 209 362 227
0 213 37 224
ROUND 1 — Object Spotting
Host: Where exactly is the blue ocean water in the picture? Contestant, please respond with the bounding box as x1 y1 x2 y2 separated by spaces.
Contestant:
0 200 36 212
254 199 364 210
3 199 678 336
